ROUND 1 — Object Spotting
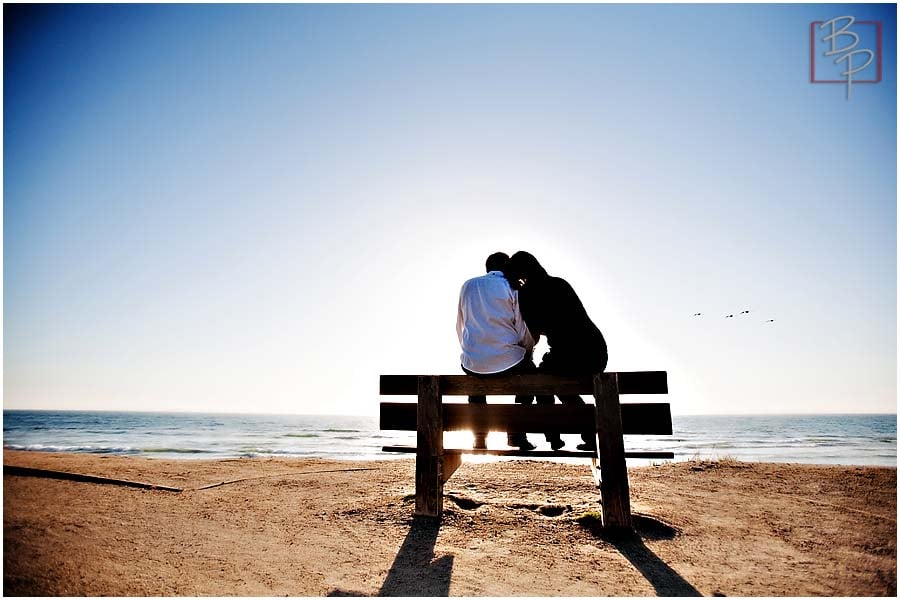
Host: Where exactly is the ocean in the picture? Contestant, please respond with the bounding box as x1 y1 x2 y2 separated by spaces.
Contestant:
2 410 896 467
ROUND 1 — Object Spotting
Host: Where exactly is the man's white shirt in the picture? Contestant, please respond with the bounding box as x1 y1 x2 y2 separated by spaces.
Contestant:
457 271 535 374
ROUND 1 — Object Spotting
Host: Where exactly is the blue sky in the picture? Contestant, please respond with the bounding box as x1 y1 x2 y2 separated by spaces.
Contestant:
4 3 896 416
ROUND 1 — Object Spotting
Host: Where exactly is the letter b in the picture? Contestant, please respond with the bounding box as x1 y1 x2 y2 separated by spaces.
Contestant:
820 16 859 56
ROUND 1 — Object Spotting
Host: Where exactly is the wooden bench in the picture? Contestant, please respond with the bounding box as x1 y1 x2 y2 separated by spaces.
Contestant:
379 371 672 531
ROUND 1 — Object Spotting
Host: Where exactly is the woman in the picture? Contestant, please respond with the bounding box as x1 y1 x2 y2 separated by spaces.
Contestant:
504 251 608 451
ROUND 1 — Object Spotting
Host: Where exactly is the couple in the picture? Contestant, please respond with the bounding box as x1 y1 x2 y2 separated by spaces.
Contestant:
456 251 608 451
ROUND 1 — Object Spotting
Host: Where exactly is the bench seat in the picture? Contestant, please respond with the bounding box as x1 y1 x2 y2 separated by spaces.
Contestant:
382 446 674 459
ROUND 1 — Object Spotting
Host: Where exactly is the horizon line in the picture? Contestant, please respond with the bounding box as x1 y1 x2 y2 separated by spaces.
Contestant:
3 408 897 419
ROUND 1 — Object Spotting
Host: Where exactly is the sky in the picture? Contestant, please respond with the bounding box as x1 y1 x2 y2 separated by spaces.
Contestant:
3 3 897 417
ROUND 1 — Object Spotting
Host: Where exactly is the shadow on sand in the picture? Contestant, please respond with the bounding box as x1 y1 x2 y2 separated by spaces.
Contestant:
602 514 703 597
331 511 697 597
377 516 454 597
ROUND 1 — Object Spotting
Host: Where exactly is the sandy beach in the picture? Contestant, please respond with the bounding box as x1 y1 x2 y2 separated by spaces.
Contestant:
3 450 896 596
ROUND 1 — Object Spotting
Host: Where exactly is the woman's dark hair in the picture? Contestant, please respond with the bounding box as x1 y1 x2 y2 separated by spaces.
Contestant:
505 251 549 288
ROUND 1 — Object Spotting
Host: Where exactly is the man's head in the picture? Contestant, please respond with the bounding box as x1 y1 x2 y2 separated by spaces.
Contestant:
485 252 509 273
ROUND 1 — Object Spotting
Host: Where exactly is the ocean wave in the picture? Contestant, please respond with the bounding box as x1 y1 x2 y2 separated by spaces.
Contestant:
4 444 141 455
324 428 360 433
237 447 317 456
283 433 319 438
140 448 212 454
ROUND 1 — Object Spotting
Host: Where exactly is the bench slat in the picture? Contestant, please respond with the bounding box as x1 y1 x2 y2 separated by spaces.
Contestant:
382 446 674 459
380 402 673 435
379 372 667 396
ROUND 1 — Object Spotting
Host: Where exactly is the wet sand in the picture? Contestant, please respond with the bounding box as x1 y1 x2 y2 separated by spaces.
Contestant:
3 450 896 596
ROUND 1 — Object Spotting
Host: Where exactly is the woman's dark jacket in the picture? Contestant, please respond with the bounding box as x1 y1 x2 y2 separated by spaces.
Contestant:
518 275 608 374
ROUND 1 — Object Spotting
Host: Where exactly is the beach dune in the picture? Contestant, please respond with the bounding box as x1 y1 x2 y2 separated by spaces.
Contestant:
3 450 896 596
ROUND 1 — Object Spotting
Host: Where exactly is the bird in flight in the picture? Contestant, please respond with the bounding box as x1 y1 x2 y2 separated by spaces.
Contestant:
693 312 702 316
765 319 775 323
740 310 750 315
725 314 734 318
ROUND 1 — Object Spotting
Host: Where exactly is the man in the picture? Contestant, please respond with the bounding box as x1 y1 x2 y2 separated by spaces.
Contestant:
457 252 537 450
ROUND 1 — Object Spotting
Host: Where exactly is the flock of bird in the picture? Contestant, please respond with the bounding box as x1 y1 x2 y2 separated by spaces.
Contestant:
693 309 775 323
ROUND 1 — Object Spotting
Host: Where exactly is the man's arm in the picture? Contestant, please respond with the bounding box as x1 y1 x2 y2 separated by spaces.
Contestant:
456 281 468 346
524 325 537 352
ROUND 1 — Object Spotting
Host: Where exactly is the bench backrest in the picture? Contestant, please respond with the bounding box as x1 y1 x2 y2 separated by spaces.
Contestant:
380 372 667 395
379 372 672 435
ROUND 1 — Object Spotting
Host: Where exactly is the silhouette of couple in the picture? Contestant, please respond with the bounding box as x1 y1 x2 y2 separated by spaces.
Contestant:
456 251 607 451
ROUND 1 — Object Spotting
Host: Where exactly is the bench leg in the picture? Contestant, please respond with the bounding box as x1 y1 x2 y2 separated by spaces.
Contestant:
593 372 633 531
415 375 443 518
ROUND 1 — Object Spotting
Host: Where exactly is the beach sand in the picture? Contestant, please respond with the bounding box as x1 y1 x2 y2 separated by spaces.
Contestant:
3 450 896 596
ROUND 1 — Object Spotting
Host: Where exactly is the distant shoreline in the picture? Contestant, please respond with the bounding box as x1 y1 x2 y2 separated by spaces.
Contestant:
3 411 895 467
4 408 898 417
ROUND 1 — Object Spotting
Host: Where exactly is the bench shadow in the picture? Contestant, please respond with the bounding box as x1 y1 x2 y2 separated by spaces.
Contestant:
377 515 454 597
602 515 702 597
